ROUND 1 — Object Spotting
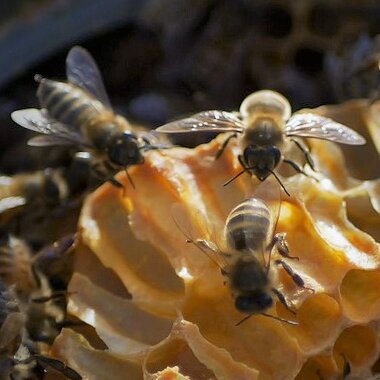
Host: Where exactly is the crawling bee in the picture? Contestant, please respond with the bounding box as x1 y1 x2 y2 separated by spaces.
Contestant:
174 178 307 325
0 168 69 217
0 152 99 212
157 90 366 194
0 279 81 380
0 236 81 379
11 46 161 189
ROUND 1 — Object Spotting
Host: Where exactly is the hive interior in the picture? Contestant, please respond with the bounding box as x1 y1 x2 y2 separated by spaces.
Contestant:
47 99 380 379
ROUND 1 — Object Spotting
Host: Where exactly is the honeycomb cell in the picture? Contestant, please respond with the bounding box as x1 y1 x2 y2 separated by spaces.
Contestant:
340 270 380 323
144 338 216 380
295 355 340 380
333 325 378 371
286 293 342 353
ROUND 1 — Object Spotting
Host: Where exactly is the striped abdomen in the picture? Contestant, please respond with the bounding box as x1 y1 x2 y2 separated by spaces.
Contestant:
224 198 271 252
37 78 105 128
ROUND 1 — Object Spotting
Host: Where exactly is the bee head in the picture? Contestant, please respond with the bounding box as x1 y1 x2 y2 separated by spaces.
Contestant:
243 145 281 180
235 291 273 313
106 132 144 167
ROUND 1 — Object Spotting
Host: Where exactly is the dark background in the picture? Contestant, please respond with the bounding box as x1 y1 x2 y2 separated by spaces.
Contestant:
0 0 379 173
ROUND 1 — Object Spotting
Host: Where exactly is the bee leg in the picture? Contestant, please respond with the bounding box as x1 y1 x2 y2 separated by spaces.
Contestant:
290 138 316 171
271 287 296 314
215 133 237 160
91 162 127 193
282 159 308 177
269 233 299 260
109 177 128 195
275 259 315 292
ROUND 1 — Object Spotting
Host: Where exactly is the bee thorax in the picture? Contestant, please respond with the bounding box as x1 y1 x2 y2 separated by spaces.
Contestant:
235 291 273 313
229 257 269 292
243 116 284 147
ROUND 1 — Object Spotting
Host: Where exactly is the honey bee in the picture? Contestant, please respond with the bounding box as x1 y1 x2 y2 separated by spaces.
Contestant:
0 279 81 380
173 178 307 325
0 169 69 216
157 90 366 194
11 46 161 189
0 237 81 379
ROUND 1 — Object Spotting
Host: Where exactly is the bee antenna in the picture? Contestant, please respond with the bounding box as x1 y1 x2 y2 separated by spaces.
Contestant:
223 167 252 187
268 170 290 196
236 312 298 326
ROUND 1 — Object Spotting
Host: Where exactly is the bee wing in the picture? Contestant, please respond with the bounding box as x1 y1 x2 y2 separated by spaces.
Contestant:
156 110 245 133
171 203 229 270
137 130 173 148
11 108 86 146
0 196 26 213
28 135 79 147
285 113 366 145
66 46 112 109
249 176 282 240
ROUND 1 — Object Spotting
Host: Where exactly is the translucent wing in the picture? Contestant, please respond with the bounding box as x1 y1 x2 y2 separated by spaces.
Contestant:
66 46 112 109
285 113 366 145
137 130 173 149
28 135 79 147
11 108 86 146
171 203 229 269
248 176 282 242
156 110 245 133
0 196 26 213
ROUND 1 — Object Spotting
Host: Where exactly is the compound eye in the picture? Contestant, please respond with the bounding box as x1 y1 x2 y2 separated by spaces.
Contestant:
268 146 281 165
239 90 291 121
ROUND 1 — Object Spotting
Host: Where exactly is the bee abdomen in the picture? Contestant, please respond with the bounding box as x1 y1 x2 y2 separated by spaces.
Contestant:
225 198 271 252
37 78 102 127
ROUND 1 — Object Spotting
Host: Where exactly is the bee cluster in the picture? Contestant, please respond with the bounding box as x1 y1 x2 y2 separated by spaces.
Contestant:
0 43 378 380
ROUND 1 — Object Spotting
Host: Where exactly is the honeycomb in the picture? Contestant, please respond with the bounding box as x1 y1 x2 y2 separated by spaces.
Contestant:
43 97 380 380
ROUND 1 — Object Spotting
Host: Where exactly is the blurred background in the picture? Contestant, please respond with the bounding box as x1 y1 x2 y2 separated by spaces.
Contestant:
0 0 379 173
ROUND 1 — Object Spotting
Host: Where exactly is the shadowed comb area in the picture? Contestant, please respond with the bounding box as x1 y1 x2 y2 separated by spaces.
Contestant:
51 99 379 379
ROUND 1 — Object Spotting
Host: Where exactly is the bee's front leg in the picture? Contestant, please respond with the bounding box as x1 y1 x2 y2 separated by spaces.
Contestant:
268 233 299 260
91 161 126 193
290 138 315 171
215 133 238 160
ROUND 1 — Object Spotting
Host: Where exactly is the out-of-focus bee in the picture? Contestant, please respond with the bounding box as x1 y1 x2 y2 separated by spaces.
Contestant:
0 236 81 379
173 178 308 325
0 169 69 217
0 157 99 240
0 279 81 380
157 90 366 194
11 46 162 189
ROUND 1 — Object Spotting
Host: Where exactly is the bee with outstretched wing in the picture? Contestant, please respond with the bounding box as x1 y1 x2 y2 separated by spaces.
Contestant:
156 90 366 194
11 46 162 189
